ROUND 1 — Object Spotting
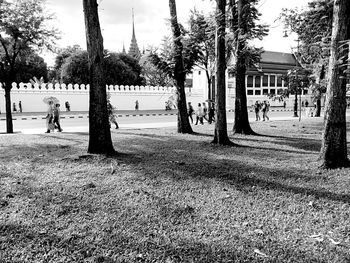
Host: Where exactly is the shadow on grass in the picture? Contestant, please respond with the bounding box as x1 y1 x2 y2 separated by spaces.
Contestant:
0 222 333 263
239 135 321 153
109 133 350 205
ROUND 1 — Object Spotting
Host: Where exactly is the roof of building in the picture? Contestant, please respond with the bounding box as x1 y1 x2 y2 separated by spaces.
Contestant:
261 51 298 66
247 51 300 75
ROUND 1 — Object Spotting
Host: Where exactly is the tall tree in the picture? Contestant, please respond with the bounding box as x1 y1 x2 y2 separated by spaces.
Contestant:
188 10 216 100
212 0 233 145
319 0 350 168
0 0 58 133
229 0 268 134
280 0 334 117
83 0 115 154
168 0 193 134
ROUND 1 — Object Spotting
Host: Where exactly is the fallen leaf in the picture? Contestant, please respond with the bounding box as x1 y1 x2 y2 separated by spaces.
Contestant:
314 237 324 242
309 234 323 238
254 249 268 257
254 229 264 235
329 238 341 245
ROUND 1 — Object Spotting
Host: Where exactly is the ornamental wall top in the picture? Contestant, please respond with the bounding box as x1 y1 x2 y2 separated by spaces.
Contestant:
0 82 179 93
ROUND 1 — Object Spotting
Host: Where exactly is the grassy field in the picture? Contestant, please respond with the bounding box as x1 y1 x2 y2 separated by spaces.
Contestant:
0 117 350 263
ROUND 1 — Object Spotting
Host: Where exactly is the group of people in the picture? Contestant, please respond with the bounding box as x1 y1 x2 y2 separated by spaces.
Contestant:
254 100 270 121
12 101 23 113
188 102 215 125
45 101 63 133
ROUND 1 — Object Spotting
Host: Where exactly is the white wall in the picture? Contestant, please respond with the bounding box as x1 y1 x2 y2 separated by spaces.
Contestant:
0 83 205 113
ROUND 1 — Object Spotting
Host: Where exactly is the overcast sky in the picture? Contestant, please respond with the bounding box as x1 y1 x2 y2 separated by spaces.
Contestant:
43 0 308 65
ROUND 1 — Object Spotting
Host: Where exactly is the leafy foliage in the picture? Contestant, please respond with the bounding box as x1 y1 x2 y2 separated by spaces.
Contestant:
139 52 174 86
50 45 83 82
149 28 201 82
0 0 58 85
279 0 334 100
15 51 48 83
59 50 145 85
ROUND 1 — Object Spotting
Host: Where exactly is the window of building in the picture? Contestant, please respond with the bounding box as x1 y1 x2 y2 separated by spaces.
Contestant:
247 89 254 95
228 72 235 78
277 76 283 87
303 89 308 95
255 76 261 87
198 71 201 75
270 75 275 87
270 89 276 95
255 90 261 95
263 89 269 95
247 75 253 87
228 81 234 89
263 75 269 87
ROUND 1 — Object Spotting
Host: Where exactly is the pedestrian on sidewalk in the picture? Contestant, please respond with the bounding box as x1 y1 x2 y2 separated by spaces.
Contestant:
19 101 22 113
53 104 63 132
65 101 71 111
45 101 55 133
13 102 17 113
195 103 204 125
254 101 261 121
208 103 215 124
262 101 270 121
135 100 139 111
202 102 209 122
108 102 119 129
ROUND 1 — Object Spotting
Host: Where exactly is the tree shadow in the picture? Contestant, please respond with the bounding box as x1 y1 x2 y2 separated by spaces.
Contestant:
111 134 350 205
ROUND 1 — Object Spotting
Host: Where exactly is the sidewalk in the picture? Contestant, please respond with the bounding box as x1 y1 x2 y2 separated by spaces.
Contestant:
0 107 318 121
0 109 178 121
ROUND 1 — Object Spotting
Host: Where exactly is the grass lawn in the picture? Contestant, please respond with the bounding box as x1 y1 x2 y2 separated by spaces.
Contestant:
0 117 350 263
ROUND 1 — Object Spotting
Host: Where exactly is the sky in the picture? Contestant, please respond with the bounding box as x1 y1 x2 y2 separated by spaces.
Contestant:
43 0 308 66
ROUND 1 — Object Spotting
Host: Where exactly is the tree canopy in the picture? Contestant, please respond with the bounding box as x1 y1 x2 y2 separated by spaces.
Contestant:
58 50 145 85
0 0 59 133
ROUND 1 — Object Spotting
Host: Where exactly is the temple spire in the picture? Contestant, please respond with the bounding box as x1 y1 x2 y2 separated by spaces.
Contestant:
122 42 126 54
128 8 141 60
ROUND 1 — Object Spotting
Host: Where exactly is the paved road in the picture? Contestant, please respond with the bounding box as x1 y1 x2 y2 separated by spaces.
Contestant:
1 108 348 135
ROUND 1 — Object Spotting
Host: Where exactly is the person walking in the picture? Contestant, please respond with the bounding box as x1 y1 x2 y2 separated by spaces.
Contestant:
53 104 63 132
262 101 270 121
13 102 17 113
195 103 204 125
65 101 71 111
108 102 119 129
135 100 139 111
254 101 261 121
187 102 194 124
45 101 55 133
19 101 22 113
208 103 215 124
202 102 209 122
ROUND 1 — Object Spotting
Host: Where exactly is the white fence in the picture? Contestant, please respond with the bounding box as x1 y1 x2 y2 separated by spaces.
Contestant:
0 83 205 112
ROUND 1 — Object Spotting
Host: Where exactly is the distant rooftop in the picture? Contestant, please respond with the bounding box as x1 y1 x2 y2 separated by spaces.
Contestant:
261 51 297 66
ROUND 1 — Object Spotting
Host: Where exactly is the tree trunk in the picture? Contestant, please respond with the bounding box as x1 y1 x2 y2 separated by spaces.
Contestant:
206 70 212 101
212 0 234 145
293 93 298 117
319 0 350 168
83 0 115 155
4 86 13 133
169 0 193 134
231 0 256 135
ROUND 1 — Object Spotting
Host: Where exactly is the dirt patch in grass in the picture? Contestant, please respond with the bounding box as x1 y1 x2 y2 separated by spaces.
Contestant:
0 118 350 262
